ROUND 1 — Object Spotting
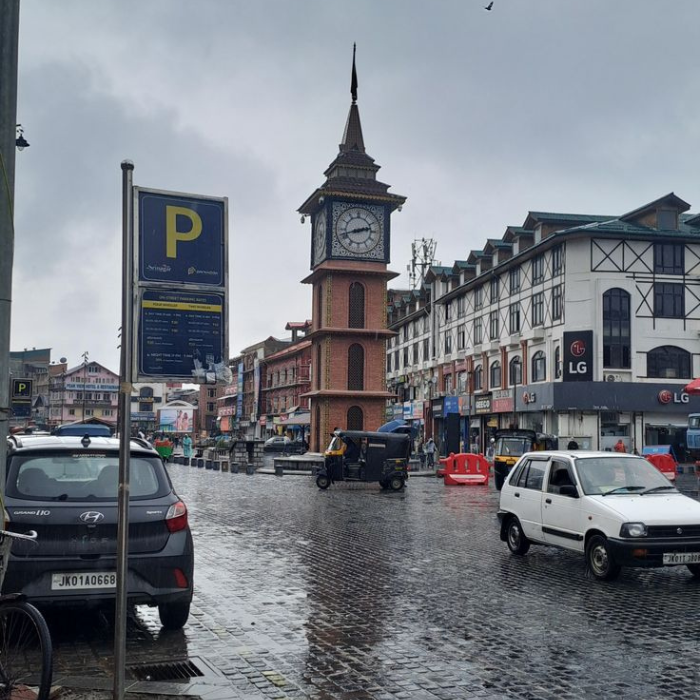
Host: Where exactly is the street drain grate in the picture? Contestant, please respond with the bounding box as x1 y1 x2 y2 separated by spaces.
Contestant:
128 656 220 682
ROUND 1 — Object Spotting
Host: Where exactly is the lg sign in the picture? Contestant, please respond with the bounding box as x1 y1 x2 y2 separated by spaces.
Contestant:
658 389 689 405
563 331 593 382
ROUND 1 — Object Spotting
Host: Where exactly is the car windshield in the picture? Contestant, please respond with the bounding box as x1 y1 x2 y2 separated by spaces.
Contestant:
326 436 344 452
496 437 531 457
574 455 673 496
11 454 164 501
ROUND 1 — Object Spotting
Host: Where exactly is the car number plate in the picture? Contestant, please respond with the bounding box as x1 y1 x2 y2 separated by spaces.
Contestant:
662 552 700 565
51 572 117 590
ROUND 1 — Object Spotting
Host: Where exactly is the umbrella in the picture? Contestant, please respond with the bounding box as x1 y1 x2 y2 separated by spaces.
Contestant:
684 378 700 395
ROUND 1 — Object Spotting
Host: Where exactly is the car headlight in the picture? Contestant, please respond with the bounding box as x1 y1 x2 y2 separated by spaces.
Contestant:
620 522 648 538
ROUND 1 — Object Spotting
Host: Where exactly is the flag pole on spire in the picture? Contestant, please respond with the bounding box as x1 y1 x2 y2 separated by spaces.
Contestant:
351 42 358 104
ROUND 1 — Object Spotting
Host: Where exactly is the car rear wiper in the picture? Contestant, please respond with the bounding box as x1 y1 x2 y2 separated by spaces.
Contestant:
49 494 69 501
602 486 645 495
640 485 676 495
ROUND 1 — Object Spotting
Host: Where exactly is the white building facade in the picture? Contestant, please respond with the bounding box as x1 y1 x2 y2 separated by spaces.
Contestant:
387 193 700 457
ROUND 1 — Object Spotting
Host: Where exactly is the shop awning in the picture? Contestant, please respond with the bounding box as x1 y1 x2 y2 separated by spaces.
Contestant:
684 378 700 395
279 412 310 426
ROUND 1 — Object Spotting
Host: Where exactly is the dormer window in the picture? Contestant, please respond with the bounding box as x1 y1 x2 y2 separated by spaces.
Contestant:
657 209 677 231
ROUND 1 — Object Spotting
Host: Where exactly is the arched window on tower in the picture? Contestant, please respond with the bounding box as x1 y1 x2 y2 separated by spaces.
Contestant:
347 406 364 430
348 282 365 328
348 344 365 390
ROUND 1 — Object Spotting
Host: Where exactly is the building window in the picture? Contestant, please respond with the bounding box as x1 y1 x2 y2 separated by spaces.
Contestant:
473 365 483 391
444 374 453 394
489 311 499 340
457 296 466 317
474 286 483 310
532 255 544 284
509 267 520 294
552 285 562 321
654 283 684 318
139 387 153 398
387 353 392 373
457 326 465 350
647 346 691 379
207 402 215 412
347 406 364 430
444 331 452 355
552 245 563 276
474 317 483 345
531 292 544 326
403 325 408 341
532 351 546 382
139 402 150 412
603 288 631 368
554 345 562 378
445 301 452 321
423 338 429 360
402 347 408 367
394 349 399 370
69 409 75 416
490 276 500 302
654 243 683 274
490 360 501 389
509 303 520 334
509 356 522 386
424 316 430 333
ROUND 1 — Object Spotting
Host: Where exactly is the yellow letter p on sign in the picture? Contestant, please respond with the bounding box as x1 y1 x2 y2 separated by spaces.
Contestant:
166 206 203 259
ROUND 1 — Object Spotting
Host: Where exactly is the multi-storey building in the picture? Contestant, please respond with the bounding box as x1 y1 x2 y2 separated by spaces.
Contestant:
198 383 222 435
130 382 168 434
388 193 700 457
49 360 119 428
260 321 312 438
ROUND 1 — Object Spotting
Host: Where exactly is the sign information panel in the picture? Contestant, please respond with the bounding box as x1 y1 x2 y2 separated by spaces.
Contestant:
138 289 225 381
134 187 228 382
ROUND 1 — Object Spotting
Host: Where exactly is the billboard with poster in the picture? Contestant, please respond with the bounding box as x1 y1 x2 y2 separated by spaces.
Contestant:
159 407 194 433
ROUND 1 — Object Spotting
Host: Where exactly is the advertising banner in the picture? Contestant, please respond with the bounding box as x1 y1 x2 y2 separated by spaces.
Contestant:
159 407 194 433
563 330 593 382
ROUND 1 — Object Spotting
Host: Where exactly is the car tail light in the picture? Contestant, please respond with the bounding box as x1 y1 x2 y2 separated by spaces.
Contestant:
173 568 189 589
165 501 188 533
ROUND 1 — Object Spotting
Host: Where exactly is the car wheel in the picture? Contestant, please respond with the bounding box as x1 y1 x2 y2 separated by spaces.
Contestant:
687 564 700 578
389 476 404 491
316 474 330 490
494 472 504 491
586 534 621 581
506 517 530 555
158 601 190 630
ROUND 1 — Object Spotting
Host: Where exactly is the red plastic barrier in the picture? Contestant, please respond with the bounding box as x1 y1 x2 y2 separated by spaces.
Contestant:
443 452 489 486
645 453 677 482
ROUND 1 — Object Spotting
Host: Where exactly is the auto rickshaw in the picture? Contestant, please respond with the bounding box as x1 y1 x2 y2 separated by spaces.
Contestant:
315 430 410 491
493 428 558 490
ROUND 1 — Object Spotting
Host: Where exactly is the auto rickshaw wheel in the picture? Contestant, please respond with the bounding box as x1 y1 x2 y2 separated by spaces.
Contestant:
388 475 404 491
316 474 331 490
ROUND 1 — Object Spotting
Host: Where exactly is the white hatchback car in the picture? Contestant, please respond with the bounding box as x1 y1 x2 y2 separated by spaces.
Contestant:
498 450 700 580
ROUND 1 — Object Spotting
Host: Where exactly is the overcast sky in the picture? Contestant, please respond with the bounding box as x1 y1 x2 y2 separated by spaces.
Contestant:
10 0 700 374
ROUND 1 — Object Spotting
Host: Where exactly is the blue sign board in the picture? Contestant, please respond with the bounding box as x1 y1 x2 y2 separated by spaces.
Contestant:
444 396 460 415
138 288 225 380
137 190 225 287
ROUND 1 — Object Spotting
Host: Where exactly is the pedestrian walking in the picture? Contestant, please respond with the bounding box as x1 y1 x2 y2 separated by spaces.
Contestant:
614 439 626 453
486 438 495 463
183 434 193 459
425 438 437 468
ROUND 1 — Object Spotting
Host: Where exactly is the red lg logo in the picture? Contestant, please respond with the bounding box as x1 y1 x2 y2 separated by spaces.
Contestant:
658 390 673 404
571 340 586 357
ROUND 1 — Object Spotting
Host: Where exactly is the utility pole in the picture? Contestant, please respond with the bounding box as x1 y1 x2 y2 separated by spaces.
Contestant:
82 350 89 420
0 1 21 490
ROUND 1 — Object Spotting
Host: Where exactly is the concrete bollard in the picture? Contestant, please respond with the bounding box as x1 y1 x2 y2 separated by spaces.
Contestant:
246 464 256 475
275 464 284 477
230 462 239 474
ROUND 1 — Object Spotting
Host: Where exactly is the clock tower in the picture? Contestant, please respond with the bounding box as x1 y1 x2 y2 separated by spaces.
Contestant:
299 47 406 451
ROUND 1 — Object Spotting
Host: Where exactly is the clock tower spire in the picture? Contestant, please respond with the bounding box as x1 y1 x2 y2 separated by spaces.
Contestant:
298 47 407 451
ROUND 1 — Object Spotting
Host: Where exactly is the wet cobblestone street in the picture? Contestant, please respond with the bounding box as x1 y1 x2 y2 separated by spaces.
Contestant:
50 466 700 699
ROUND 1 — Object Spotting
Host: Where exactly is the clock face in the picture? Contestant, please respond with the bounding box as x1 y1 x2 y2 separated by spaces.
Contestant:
314 210 327 264
335 207 381 254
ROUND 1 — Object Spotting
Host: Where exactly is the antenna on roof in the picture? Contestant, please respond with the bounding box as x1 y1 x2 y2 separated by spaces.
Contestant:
407 237 437 290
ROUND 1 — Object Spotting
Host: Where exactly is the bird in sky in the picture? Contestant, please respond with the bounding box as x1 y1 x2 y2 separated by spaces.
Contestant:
485 1 494 9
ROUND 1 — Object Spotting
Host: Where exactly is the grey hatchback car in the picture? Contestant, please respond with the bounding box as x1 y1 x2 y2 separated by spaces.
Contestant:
4 434 194 629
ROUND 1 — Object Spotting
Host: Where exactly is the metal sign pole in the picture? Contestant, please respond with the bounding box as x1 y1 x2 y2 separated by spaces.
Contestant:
114 160 134 700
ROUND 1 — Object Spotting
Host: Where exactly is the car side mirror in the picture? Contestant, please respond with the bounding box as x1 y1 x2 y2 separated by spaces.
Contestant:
559 484 578 498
